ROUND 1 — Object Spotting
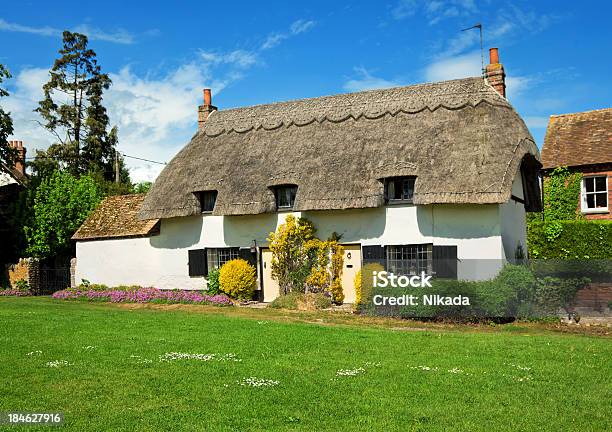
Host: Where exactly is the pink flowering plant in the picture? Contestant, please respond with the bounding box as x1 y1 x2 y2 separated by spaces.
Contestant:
0 288 33 296
0 279 33 296
52 286 232 306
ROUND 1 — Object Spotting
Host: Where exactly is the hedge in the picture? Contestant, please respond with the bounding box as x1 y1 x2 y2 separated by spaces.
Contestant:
527 220 612 259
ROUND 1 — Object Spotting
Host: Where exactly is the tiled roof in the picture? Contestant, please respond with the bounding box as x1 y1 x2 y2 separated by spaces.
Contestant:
541 108 612 169
73 194 159 241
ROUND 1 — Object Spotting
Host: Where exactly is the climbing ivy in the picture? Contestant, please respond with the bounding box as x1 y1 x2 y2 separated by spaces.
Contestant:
542 166 583 221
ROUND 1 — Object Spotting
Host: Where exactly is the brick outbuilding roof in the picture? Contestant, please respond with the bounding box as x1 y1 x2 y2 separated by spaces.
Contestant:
541 108 612 169
73 194 159 241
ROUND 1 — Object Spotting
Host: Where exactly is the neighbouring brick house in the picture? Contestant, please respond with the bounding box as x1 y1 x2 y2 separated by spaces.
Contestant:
541 108 612 219
1 140 27 277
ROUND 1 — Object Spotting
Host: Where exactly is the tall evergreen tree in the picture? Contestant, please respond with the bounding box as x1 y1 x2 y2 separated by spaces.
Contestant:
35 31 117 179
0 64 16 167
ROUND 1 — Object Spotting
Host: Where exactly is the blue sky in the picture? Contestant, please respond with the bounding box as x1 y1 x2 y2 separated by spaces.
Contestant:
1 0 610 181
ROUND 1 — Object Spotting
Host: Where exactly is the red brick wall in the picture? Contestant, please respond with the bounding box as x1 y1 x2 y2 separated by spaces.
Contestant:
575 282 612 310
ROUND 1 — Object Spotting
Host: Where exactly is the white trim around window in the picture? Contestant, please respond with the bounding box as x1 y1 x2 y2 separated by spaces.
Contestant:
581 175 609 214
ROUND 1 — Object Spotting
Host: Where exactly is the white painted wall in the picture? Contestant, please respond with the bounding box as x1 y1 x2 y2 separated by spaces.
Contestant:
75 200 521 289
500 173 528 262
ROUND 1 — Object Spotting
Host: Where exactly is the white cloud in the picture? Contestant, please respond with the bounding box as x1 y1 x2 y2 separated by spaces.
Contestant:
199 49 258 68
524 116 550 129
0 18 58 36
391 0 418 20
505 75 532 97
290 19 316 34
3 16 312 183
5 64 211 182
424 51 481 82
72 24 134 45
424 51 534 98
261 19 316 50
392 0 477 23
0 18 137 44
343 67 401 92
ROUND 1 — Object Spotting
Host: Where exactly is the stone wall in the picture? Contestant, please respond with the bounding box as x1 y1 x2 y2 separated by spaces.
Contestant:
6 258 40 293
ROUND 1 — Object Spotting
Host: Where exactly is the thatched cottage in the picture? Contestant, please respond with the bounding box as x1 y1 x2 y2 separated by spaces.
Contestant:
74 48 542 302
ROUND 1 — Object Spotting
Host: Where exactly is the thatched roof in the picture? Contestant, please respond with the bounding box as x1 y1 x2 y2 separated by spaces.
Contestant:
541 108 611 169
73 194 159 241
140 77 540 219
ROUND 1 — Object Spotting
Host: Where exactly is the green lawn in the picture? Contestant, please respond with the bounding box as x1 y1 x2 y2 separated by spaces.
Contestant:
0 297 610 431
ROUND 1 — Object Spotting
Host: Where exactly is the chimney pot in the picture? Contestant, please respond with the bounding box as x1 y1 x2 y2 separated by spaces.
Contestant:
489 47 499 64
203 88 212 106
485 47 506 99
198 88 218 130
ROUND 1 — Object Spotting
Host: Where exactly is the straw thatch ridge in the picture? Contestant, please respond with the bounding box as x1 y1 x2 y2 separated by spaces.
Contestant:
73 194 159 240
139 77 540 219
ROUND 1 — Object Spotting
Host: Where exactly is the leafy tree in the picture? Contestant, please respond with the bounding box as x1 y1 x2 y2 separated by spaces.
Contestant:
35 31 118 179
25 170 102 258
133 181 152 194
0 64 16 167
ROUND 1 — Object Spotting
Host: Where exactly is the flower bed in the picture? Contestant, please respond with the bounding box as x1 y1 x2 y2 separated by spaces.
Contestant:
52 287 232 306
0 289 33 297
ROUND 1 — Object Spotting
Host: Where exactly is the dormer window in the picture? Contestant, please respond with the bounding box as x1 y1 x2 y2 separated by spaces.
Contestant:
196 191 217 213
274 185 297 210
385 177 415 204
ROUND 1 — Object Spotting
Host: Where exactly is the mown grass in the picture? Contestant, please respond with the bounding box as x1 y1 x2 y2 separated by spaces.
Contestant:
0 297 610 431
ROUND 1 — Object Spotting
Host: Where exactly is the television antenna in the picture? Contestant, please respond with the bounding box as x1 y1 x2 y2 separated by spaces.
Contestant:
461 23 484 75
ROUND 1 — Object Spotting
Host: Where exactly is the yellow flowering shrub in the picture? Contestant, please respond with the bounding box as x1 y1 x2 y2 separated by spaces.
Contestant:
354 263 384 308
267 215 316 294
219 259 257 300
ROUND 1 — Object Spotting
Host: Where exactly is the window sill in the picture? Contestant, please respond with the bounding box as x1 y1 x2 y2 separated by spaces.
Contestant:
581 209 609 214
385 200 415 206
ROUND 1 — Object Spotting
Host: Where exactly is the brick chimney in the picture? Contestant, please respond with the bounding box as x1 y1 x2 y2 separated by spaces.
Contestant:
198 88 218 129
485 48 506 98
8 140 26 176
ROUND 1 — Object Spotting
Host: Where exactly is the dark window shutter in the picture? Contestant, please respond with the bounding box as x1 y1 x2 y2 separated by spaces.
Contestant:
238 248 257 267
433 246 457 279
188 249 207 276
362 245 386 269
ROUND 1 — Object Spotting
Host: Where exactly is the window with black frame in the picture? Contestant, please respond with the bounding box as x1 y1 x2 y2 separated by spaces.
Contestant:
206 248 239 270
196 191 218 213
385 177 415 203
274 185 297 210
386 244 432 275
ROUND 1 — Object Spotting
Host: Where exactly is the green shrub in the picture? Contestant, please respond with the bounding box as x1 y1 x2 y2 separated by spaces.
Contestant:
268 292 331 310
528 220 612 259
369 264 559 321
206 268 221 295
14 279 30 292
534 276 590 315
269 292 301 309
219 259 257 300
77 283 109 291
